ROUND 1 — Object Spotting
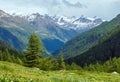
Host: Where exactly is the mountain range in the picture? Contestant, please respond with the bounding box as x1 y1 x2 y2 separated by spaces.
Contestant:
0 10 103 53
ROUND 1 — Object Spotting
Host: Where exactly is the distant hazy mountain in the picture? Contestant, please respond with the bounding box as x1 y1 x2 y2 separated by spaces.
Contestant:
0 10 103 53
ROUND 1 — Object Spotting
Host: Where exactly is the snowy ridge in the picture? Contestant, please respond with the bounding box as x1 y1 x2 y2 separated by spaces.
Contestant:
0 10 11 18
51 15 103 31
25 13 103 31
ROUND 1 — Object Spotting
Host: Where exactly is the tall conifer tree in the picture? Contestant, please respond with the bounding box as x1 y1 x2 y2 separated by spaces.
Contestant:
58 51 66 70
24 33 46 67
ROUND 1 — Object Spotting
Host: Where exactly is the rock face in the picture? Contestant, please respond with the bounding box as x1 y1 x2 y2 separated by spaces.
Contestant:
112 71 119 74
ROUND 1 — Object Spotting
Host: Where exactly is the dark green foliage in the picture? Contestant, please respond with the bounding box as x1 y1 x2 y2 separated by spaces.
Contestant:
86 62 104 72
1 49 12 62
11 55 16 63
16 57 23 65
0 39 21 56
4 49 12 62
0 39 23 64
84 57 120 73
60 14 120 59
24 33 46 67
38 56 59 70
66 62 82 70
103 57 120 73
46 56 59 70
0 49 23 65
37 53 66 70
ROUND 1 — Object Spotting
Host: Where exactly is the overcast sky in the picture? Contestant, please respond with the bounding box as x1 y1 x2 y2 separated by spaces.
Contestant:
0 0 120 20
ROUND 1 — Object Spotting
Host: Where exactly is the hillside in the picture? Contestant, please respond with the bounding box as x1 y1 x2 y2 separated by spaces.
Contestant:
0 39 20 56
0 27 25 50
60 14 120 59
65 25 120 66
0 61 120 82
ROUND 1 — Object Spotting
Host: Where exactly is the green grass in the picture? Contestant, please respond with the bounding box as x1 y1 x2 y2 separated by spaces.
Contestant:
0 61 120 82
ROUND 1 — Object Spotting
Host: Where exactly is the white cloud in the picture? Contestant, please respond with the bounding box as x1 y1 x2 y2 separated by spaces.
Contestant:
0 0 120 20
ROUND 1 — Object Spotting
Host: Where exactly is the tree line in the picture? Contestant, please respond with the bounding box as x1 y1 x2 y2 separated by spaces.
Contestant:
0 49 23 65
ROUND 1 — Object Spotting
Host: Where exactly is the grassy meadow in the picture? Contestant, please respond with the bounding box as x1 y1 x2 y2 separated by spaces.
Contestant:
0 61 120 82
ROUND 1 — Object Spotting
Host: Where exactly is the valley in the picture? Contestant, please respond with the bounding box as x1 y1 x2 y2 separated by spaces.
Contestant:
0 0 120 81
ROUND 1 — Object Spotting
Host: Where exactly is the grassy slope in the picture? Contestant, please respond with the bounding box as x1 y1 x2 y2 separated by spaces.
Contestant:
0 61 120 82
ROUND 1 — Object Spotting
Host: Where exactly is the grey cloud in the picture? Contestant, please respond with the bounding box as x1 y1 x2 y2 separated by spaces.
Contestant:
34 0 61 7
4 0 61 7
62 0 85 8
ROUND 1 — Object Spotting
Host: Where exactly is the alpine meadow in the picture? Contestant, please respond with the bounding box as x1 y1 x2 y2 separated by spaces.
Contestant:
0 0 120 82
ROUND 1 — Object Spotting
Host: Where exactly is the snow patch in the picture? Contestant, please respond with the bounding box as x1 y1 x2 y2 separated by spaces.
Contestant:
27 14 37 21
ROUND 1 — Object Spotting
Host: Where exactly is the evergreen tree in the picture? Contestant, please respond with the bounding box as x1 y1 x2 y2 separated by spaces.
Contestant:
24 33 46 67
88 64 95 71
58 52 66 70
38 55 59 70
2 49 12 62
0 50 3 61
45 56 59 70
69 62 82 70
94 62 103 72
2 50 7 61
5 49 12 62
11 55 16 63
16 57 23 65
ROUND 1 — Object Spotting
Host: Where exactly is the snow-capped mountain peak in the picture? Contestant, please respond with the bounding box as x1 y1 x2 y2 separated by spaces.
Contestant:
51 15 103 31
53 15 77 23
25 13 104 32
27 14 37 21
0 10 11 18
26 13 39 21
